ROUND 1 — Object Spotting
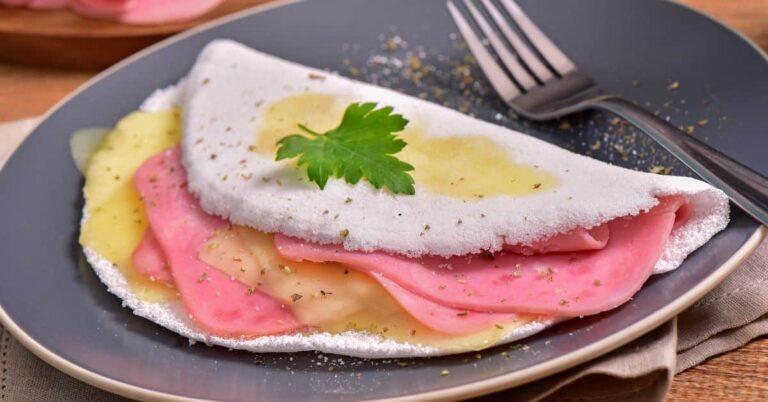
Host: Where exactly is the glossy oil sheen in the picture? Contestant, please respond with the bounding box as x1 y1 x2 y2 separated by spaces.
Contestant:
258 93 557 199
0 0 765 400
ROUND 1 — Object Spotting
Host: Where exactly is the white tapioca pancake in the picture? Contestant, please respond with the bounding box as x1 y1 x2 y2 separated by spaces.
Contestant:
181 40 728 271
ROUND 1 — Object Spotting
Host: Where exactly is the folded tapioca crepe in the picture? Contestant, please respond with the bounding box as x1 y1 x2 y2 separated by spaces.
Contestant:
80 40 729 358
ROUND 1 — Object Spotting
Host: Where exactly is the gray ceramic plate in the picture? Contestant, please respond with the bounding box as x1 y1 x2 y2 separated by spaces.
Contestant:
0 0 766 400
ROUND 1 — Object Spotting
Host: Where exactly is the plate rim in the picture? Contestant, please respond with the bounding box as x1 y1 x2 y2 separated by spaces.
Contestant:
0 0 766 400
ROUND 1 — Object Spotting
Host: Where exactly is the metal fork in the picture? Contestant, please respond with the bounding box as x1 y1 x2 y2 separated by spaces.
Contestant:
448 0 768 226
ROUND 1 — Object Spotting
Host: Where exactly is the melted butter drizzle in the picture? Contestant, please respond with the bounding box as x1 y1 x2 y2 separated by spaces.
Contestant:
256 93 557 199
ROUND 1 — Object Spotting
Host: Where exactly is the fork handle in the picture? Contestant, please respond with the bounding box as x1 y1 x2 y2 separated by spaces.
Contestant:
593 96 768 226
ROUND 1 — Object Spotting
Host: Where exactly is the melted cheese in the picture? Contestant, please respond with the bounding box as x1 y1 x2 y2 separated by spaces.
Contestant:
80 110 180 302
199 226 530 350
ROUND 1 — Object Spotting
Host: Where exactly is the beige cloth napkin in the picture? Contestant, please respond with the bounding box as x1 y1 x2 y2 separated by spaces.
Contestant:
1 118 766 401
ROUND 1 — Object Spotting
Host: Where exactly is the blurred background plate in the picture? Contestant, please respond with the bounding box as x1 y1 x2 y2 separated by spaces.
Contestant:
0 0 270 69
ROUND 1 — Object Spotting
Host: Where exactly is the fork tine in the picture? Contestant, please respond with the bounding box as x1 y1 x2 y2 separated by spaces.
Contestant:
447 1 522 100
500 0 576 75
480 0 554 82
462 0 536 90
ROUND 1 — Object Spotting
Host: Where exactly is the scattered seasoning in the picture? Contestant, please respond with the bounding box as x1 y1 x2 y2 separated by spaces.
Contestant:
279 264 292 274
590 141 602 151
384 37 401 51
495 323 505 329
480 213 486 218
457 278 467 284
649 165 673 175
667 81 680 91
209 153 218 160
697 119 708 126
397 360 410 367
343 268 349 275
438 284 447 290
457 219 463 225
456 311 469 317
537 266 554 279
290 293 303 302
410 329 417 336
532 183 542 190
322 209 329 215
559 299 569 306
261 176 271 183
308 73 326 81
248 145 257 152
339 228 350 238
344 197 353 204
247 287 254 296
207 242 220 250
474 353 482 360
513 264 523 277
320 289 333 297
240 267 246 273
685 125 695 134
593 279 602 287
201 78 210 85
423 224 431 231
500 351 509 357
197 272 208 283
440 369 450 377
558 120 571 130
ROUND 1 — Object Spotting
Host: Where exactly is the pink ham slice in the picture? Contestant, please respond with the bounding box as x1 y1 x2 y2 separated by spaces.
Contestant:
504 224 609 255
133 229 519 334
70 0 224 24
276 197 684 317
133 221 519 335
131 230 174 286
135 147 301 338
372 273 519 334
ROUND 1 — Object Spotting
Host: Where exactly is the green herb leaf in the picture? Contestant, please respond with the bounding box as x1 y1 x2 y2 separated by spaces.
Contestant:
275 102 415 195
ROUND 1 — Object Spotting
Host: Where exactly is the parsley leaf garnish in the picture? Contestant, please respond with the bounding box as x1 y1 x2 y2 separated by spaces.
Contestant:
275 102 416 195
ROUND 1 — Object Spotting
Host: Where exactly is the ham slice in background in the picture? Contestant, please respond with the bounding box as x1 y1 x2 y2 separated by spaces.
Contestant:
0 0 68 8
1 0 225 24
71 0 225 24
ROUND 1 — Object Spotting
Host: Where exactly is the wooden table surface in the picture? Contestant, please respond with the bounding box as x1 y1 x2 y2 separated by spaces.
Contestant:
0 1 766 401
